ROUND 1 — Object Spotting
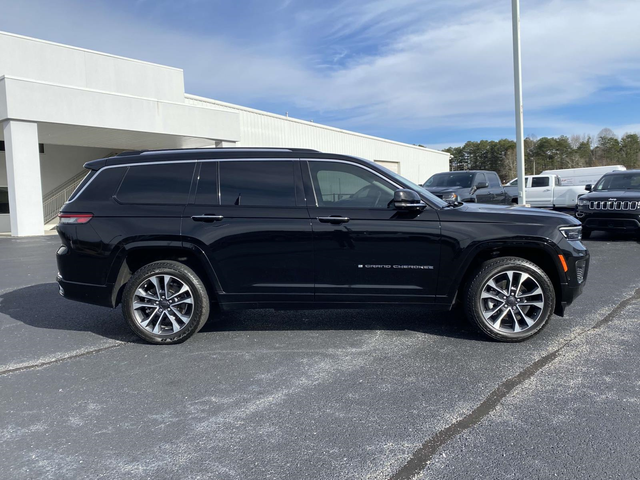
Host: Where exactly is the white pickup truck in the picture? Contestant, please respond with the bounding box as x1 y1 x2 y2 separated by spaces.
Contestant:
505 175 586 208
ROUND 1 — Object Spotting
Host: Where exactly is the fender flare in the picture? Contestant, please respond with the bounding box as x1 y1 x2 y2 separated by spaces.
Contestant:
106 239 224 307
444 238 566 301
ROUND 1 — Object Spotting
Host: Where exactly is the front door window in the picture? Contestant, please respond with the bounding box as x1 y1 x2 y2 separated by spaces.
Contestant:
308 161 395 209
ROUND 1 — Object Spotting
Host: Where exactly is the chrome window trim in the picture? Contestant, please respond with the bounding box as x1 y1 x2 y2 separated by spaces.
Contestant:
67 157 431 209
66 158 295 204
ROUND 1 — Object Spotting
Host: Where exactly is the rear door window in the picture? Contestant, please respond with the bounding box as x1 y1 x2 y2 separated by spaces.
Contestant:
488 173 501 188
195 162 219 205
116 163 195 205
219 161 296 206
531 177 550 188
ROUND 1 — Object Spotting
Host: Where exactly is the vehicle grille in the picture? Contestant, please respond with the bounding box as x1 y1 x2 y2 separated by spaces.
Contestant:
589 200 639 211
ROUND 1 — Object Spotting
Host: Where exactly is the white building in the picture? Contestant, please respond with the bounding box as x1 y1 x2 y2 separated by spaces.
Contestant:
0 31 449 236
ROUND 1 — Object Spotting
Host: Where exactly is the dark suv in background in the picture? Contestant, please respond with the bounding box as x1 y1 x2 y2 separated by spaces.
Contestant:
57 148 589 344
576 170 640 239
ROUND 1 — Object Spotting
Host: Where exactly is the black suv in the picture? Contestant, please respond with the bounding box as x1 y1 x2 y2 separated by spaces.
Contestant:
576 170 640 238
56 148 589 344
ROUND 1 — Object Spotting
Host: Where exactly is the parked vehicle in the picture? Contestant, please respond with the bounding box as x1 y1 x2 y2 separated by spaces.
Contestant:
541 165 626 186
56 148 589 344
505 175 585 208
423 170 516 204
575 170 640 239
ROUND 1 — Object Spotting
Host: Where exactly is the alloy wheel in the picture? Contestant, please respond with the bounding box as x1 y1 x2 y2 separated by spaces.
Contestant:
480 270 545 334
132 275 194 335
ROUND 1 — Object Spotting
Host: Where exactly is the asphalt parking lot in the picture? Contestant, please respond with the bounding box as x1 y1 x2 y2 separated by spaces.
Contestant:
1 232 639 479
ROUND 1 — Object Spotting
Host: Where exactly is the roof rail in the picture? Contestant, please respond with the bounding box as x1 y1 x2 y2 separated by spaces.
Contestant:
116 147 321 157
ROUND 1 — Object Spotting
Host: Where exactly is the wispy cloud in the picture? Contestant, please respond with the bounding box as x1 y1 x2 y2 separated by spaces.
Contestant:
1 0 638 144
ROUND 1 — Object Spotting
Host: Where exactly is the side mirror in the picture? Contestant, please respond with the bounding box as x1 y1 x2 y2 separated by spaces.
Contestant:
470 181 488 195
392 189 426 211
585 184 592 191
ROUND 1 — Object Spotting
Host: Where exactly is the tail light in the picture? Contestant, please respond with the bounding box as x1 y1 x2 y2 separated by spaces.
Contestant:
58 213 93 224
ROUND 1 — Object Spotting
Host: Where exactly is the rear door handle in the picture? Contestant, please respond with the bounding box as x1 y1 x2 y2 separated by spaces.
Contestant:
191 214 224 222
317 216 350 224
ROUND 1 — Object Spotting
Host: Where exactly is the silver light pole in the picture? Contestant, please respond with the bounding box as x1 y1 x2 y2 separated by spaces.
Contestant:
512 0 526 205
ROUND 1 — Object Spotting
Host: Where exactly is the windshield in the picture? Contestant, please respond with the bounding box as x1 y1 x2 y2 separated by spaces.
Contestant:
593 173 640 191
372 162 448 208
424 172 474 189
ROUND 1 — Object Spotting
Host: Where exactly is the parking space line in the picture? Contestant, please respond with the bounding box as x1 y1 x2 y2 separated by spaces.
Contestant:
0 343 125 377
389 286 640 480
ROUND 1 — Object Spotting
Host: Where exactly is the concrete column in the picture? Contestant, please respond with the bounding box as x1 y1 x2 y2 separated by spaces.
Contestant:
215 140 236 148
3 120 44 236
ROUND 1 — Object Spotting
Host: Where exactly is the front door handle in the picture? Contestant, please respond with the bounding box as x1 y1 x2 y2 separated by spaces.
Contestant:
317 216 350 224
191 214 224 222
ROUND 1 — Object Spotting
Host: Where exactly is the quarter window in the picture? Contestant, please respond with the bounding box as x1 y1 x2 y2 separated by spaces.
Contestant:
309 162 396 208
220 161 296 206
116 163 195 205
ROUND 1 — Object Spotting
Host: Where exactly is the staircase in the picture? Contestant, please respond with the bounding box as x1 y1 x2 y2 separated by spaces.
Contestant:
42 171 88 223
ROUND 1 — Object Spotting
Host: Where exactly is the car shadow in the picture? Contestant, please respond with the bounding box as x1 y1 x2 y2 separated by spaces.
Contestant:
203 306 483 341
0 283 487 343
0 283 136 342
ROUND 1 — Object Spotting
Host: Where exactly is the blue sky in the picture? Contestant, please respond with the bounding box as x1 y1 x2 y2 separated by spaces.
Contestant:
1 0 639 150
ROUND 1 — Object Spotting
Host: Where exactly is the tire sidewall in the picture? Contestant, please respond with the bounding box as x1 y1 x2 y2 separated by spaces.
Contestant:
467 258 555 342
122 261 209 344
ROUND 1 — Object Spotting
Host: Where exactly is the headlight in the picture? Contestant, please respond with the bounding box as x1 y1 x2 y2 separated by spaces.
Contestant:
577 198 589 206
559 226 582 241
442 192 458 202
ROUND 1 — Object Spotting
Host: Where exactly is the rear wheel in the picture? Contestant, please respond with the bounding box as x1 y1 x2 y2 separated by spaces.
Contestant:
122 261 210 344
464 257 555 342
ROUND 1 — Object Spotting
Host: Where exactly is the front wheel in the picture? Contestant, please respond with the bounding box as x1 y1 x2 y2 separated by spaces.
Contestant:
122 261 210 344
464 257 555 342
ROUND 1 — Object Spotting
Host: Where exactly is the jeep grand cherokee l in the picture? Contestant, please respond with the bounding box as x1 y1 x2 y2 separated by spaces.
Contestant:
575 170 640 239
56 148 589 344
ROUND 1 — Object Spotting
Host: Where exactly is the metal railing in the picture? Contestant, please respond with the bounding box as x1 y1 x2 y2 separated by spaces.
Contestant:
42 171 88 223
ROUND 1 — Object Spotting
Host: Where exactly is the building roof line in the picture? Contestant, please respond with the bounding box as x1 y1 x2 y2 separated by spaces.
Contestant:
0 30 183 72
0 76 232 114
185 94 449 157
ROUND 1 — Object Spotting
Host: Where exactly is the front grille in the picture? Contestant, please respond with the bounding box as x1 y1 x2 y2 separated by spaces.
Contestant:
589 200 639 210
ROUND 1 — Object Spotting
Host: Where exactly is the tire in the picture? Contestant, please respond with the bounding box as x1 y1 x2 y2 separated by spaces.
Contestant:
581 229 592 239
122 261 210 344
464 257 555 342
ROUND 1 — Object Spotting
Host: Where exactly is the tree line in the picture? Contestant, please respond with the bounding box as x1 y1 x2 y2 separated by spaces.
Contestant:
443 128 640 183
